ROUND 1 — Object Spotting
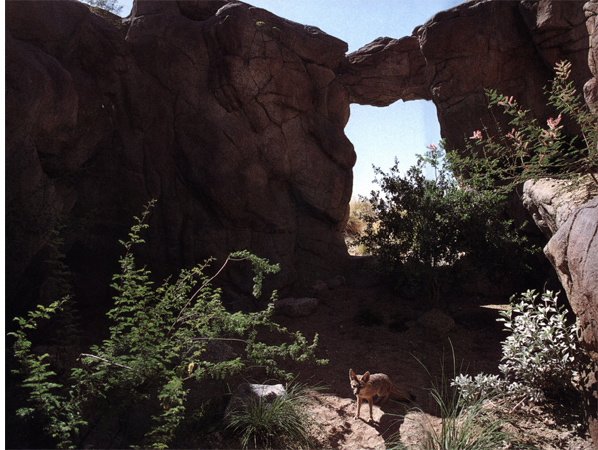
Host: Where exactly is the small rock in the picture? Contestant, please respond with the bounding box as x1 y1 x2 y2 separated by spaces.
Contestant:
418 308 455 334
274 297 319 317
225 383 286 419
311 280 329 296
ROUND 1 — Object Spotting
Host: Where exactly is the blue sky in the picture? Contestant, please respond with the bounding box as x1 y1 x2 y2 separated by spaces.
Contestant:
118 0 464 197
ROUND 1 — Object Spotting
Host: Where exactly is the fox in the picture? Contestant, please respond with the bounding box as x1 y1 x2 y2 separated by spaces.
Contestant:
349 369 413 421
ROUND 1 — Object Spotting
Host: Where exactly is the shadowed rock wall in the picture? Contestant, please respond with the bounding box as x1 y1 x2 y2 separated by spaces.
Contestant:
7 0 356 308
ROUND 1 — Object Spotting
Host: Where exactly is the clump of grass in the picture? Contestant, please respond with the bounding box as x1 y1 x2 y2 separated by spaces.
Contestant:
225 382 318 450
417 382 512 450
391 346 518 450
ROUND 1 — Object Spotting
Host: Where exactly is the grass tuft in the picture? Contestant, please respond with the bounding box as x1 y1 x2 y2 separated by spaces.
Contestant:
225 382 318 450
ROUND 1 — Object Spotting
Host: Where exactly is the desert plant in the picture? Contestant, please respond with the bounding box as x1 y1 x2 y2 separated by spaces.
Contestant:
392 348 514 450
225 381 318 450
449 60 597 194
9 200 326 449
418 390 511 450
358 147 530 302
453 289 582 405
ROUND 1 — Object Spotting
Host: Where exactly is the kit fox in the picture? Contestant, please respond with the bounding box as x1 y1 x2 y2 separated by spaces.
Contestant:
349 369 412 421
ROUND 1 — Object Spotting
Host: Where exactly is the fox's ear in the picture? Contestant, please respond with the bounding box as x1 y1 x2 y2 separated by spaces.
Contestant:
349 369 356 379
362 371 370 381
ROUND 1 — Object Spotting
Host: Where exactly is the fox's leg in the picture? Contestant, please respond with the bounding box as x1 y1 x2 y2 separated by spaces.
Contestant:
368 398 374 421
380 393 389 405
354 397 362 419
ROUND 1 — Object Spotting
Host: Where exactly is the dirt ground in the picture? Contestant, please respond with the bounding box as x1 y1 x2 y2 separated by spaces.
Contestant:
210 257 594 450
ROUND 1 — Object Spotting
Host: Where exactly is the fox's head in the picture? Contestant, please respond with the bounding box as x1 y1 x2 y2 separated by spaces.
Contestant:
349 369 370 396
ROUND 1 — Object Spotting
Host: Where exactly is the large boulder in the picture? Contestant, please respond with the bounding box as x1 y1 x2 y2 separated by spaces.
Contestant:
419 0 591 154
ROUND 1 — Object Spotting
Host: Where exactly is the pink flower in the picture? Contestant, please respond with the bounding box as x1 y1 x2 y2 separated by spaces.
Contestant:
427 144 437 151
498 96 515 107
547 114 562 130
470 130 483 140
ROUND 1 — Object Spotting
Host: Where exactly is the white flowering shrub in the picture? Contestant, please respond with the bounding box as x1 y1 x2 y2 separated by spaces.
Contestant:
453 290 581 404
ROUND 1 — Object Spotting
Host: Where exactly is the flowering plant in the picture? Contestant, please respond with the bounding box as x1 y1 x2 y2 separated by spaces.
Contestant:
449 61 597 193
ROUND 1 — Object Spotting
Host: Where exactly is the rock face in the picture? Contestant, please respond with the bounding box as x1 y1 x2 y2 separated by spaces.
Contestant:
274 297 318 318
585 0 598 108
5 0 597 312
545 196 598 441
522 178 598 238
6 0 355 309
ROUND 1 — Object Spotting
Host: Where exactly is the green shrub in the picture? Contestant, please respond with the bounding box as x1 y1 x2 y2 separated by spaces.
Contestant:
358 147 530 302
453 289 582 405
9 201 326 448
225 381 318 450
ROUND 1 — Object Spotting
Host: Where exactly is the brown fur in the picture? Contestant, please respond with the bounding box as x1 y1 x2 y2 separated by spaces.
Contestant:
349 369 411 421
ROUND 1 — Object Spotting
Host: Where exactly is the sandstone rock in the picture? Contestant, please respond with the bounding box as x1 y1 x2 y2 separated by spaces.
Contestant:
274 297 318 318
6 0 355 310
339 35 430 106
6 0 598 331
544 195 598 442
418 0 591 155
522 178 598 238
310 280 329 296
584 0 598 109
545 196 598 360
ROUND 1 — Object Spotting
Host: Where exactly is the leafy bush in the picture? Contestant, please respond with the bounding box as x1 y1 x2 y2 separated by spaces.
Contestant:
358 148 530 302
453 289 582 405
449 60 597 193
9 201 326 448
225 381 318 450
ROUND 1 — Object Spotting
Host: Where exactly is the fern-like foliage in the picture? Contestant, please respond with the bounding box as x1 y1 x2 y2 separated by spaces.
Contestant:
10 200 326 448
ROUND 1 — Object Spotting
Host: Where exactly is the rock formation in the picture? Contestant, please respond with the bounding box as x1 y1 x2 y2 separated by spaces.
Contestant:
343 0 592 153
545 195 598 441
6 0 356 310
6 0 596 323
